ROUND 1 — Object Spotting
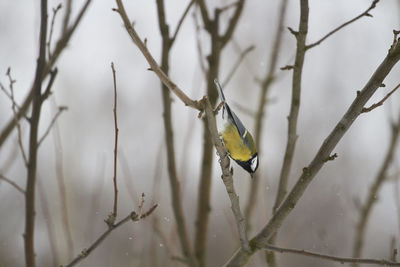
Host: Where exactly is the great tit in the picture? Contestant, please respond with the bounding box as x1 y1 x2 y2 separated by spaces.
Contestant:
214 79 259 177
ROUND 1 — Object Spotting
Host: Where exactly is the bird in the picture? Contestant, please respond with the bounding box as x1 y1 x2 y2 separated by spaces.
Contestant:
214 79 259 177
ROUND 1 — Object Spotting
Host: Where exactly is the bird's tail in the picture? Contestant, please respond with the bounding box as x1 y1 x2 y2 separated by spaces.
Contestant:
214 79 226 102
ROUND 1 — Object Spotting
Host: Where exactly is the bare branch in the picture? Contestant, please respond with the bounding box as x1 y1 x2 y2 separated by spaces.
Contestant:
25 0 48 265
202 97 250 252
273 0 308 215
196 0 211 31
264 243 400 266
192 11 207 78
306 0 379 50
171 0 196 43
362 83 400 113
6 69 28 166
111 62 119 220
219 0 245 48
221 45 255 88
47 3 62 60
37 106 67 147
0 174 25 194
65 204 158 267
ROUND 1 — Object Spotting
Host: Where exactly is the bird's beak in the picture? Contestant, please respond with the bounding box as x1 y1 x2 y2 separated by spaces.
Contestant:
250 173 254 179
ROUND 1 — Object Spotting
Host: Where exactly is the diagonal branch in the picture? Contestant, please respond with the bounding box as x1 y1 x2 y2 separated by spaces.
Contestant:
0 174 25 194
361 83 400 113
65 204 158 267
219 0 245 48
171 0 196 43
37 105 67 147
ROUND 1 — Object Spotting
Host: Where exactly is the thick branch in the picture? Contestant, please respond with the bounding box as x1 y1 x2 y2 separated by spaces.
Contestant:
25 0 48 266
225 33 400 267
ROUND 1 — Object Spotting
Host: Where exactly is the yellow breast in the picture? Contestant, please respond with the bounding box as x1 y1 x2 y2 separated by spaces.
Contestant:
221 123 253 162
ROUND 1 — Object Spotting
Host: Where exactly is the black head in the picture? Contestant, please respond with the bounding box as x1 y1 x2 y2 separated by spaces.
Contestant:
235 153 259 176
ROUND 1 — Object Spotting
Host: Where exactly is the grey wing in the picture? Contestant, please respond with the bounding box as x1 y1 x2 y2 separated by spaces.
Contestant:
225 104 247 138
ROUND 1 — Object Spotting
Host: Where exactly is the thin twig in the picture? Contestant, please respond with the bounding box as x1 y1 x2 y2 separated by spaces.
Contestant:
37 106 67 147
0 174 25 194
362 83 400 113
51 97 74 260
192 10 207 78
40 67 58 102
170 0 195 43
221 45 255 88
47 3 62 60
6 69 29 166
111 62 119 220
264 243 400 266
306 0 379 50
64 204 158 267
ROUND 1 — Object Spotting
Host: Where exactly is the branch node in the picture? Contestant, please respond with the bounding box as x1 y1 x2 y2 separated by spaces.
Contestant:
323 153 338 162
287 27 298 36
280 65 294 71
104 213 116 227
302 167 311 176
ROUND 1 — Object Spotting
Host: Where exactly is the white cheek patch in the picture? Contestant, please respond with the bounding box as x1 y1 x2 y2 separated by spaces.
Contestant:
251 156 258 171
